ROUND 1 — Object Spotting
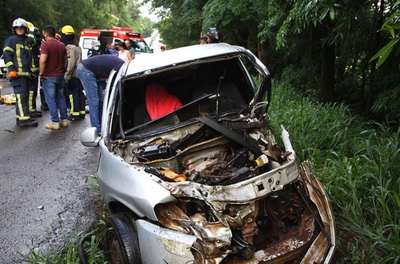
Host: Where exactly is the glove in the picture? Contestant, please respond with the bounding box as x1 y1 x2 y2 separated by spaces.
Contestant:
9 70 18 79
26 36 35 45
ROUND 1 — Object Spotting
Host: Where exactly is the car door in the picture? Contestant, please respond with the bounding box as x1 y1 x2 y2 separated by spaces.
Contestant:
101 70 119 137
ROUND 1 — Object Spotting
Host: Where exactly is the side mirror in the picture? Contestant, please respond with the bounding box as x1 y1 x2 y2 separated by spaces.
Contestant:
80 127 100 147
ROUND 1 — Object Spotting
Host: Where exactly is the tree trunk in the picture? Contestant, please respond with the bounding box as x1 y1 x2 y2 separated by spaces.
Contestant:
320 44 336 102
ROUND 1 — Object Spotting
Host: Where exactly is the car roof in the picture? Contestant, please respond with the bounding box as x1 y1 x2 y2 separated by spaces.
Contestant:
122 43 246 77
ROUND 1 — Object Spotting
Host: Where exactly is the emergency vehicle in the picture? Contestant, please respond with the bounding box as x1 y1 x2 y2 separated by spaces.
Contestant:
79 27 152 59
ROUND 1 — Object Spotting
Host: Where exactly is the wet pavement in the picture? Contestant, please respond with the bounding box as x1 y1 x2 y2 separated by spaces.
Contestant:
0 78 99 263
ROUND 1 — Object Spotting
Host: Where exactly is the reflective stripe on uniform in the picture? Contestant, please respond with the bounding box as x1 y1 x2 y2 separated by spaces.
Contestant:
16 43 23 69
15 43 31 76
29 90 35 112
3 46 14 53
16 94 29 120
69 94 80 116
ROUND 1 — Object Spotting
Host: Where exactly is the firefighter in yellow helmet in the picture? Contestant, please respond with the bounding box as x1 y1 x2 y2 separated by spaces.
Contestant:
61 25 74 35
60 25 86 120
2 18 38 127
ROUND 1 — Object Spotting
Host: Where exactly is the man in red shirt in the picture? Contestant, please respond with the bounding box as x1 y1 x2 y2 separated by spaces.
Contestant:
39 25 68 130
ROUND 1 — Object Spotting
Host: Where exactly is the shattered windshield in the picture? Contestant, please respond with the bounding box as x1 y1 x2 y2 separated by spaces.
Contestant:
108 52 270 140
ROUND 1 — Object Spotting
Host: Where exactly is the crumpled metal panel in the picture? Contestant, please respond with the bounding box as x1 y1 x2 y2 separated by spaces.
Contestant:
299 161 336 264
155 203 232 264
158 159 299 205
154 161 336 264
136 219 197 264
226 208 317 263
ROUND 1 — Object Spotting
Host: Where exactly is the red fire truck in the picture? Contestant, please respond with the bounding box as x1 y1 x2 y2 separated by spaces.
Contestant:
79 27 152 59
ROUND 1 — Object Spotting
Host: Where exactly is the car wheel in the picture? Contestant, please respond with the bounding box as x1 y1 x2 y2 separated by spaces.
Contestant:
106 212 142 264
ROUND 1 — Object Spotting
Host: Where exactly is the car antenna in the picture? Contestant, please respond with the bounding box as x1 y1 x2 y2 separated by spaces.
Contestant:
216 68 227 121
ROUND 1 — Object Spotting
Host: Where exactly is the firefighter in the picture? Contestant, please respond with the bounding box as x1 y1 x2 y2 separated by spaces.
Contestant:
206 28 221 43
2 18 38 127
60 25 86 120
26 21 44 116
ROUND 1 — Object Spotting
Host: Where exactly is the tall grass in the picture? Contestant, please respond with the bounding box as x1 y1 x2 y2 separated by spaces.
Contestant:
269 82 400 263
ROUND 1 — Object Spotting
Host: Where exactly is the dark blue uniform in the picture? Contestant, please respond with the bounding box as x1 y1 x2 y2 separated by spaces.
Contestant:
3 34 34 123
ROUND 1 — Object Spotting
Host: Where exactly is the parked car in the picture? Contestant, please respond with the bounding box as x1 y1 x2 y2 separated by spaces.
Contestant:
80 43 336 264
0 55 7 78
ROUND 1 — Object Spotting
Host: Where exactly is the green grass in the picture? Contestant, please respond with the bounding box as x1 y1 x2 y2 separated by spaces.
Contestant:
18 226 109 264
268 82 400 264
20 82 400 263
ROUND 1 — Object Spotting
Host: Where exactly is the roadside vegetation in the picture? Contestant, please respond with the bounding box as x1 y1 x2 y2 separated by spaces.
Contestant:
19 81 400 263
269 82 400 264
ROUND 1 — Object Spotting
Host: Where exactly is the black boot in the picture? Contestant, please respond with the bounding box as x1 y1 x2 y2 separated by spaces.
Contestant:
40 89 49 111
17 119 38 127
30 111 43 118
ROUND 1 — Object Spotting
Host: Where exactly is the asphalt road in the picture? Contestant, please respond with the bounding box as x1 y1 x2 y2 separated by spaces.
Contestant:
0 78 100 263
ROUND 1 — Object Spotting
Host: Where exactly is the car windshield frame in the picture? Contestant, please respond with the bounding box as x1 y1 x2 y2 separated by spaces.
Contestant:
106 49 271 141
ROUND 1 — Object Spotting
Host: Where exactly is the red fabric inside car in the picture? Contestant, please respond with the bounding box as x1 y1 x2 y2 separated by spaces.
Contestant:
146 83 183 120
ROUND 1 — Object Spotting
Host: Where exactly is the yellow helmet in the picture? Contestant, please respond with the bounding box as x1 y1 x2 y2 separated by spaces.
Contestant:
61 25 75 35
26 21 35 31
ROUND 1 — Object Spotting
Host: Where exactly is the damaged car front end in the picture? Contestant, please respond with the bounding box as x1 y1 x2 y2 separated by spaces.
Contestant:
81 43 335 263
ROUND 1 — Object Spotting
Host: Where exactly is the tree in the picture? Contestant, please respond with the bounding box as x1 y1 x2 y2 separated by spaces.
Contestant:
147 0 204 47
370 1 400 68
0 0 151 51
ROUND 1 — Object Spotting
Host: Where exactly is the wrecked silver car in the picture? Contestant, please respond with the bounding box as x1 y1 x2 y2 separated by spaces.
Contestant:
81 43 335 263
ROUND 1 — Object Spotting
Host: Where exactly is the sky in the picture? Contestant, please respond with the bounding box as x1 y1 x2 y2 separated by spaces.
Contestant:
139 2 160 22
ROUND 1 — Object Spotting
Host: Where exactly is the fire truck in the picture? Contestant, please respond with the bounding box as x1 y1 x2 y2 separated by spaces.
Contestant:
79 27 153 59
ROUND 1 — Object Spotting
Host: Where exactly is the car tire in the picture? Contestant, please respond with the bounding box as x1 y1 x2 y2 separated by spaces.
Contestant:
106 212 142 264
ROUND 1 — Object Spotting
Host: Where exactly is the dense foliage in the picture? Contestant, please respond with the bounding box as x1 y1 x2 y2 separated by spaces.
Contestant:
147 0 400 126
0 0 154 47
